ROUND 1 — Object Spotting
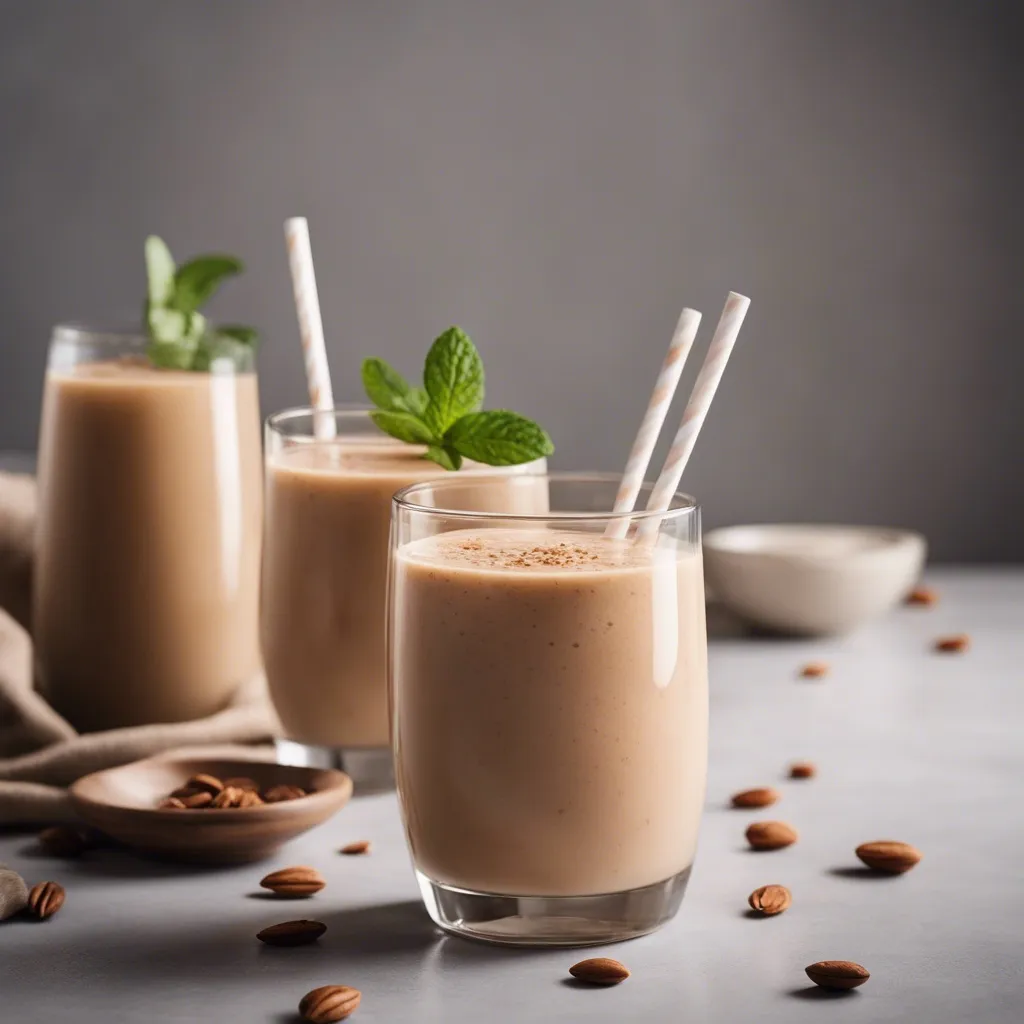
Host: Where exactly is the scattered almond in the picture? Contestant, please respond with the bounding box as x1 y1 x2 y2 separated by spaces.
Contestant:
805 961 870 990
37 826 88 858
905 586 938 607
260 866 326 898
224 776 260 792
212 786 245 809
158 797 186 810
187 773 225 794
855 840 922 874
935 634 969 654
746 821 798 851
179 790 214 809
568 957 630 985
264 784 307 803
731 787 780 809
788 761 816 779
340 840 371 856
748 884 791 915
25 881 65 920
299 985 361 1022
257 919 327 946
799 661 829 679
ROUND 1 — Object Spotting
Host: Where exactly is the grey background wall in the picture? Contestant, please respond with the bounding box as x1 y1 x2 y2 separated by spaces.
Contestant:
1 1 1021 560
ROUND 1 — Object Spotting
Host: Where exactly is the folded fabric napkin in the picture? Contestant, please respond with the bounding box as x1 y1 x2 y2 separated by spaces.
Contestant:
0 472 278 825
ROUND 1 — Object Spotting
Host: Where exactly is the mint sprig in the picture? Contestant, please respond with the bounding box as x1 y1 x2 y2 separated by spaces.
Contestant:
360 327 554 469
143 236 258 371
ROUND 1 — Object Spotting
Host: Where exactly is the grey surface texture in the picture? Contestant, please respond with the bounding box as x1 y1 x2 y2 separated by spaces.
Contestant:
1 568 1021 1022
1 1 1022 560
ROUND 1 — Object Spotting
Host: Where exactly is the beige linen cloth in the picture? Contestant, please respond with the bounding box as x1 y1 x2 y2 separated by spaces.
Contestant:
0 472 278 825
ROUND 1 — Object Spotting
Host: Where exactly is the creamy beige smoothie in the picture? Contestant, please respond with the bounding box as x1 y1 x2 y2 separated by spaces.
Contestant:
34 360 263 731
391 528 708 897
261 440 545 751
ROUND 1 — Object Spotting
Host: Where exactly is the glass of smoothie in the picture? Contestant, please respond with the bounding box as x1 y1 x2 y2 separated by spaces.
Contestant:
34 324 263 732
388 472 707 946
261 407 547 787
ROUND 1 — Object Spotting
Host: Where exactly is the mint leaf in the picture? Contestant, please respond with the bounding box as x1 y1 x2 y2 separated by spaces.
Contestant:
148 339 198 370
145 236 176 306
447 410 554 466
424 445 462 471
423 327 484 435
369 410 438 446
405 386 429 417
218 324 258 346
173 255 243 313
362 358 414 412
146 306 188 344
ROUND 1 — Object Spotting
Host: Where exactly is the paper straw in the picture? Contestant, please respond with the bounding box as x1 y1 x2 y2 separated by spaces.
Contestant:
605 307 702 539
639 291 750 539
284 217 335 440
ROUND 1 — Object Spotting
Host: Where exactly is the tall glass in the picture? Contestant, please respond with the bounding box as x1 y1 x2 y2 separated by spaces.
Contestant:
261 407 546 788
34 325 262 732
389 473 707 946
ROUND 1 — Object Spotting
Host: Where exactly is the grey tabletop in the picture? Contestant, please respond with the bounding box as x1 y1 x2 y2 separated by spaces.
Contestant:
1 567 1022 1023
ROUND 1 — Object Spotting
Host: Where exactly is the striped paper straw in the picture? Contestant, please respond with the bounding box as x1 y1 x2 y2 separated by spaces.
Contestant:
639 291 751 539
285 217 336 440
605 307 702 539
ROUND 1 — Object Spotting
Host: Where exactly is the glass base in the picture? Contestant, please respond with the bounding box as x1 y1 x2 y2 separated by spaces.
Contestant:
275 739 395 794
416 866 692 947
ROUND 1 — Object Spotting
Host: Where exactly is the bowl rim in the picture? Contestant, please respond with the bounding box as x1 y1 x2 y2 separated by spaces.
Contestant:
703 523 925 564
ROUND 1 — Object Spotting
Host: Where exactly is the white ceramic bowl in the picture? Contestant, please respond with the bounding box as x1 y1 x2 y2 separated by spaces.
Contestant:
703 524 926 636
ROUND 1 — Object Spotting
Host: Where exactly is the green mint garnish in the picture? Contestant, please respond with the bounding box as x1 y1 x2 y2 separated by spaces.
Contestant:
143 235 258 371
360 327 554 469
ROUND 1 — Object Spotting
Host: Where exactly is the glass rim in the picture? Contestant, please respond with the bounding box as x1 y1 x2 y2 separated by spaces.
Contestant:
265 404 374 434
53 323 146 346
392 471 699 524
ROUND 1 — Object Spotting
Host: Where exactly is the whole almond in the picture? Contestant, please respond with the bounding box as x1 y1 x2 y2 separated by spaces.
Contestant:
168 786 201 801
264 784 307 803
340 840 371 856
237 790 265 809
299 985 361 1022
799 661 829 679
855 840 922 874
260 866 326 898
187 773 225 795
37 826 87 858
905 586 938 607
257 919 327 946
568 957 630 985
223 776 260 792
212 786 244 809
746 821 798 851
805 961 870 990
788 761 816 779
935 634 969 654
158 797 186 810
748 884 791 915
179 790 214 809
26 881 65 920
731 787 780 809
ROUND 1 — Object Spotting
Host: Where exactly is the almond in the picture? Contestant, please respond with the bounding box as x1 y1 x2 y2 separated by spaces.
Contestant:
168 786 202 801
158 797 186 810
237 790 265 809
905 586 938 607
187 773 225 795
788 761 816 779
264 784 307 803
179 790 214 809
746 821 798 851
799 661 829 679
855 840 922 874
748 884 791 915
257 919 327 946
37 826 88 858
731 787 780 809
935 634 969 653
568 957 630 985
340 840 371 856
260 866 326 898
26 881 65 920
223 776 260 792
805 960 870 990
299 985 361 1022
212 786 244 809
